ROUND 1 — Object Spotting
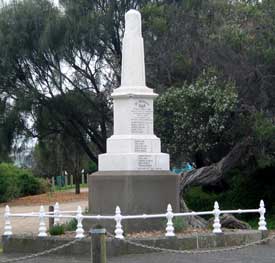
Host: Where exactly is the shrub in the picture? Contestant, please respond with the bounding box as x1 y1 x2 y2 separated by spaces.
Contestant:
0 163 49 202
64 218 77 231
185 186 220 213
49 224 65 236
0 172 19 203
173 217 187 233
17 173 44 196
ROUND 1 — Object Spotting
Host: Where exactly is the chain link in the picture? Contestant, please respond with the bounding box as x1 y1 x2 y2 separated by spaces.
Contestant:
1 232 274 262
0 235 89 263
107 232 275 255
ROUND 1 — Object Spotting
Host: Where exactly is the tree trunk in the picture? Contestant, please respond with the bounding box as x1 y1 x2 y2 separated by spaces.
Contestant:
179 138 253 227
75 172 80 194
180 138 253 192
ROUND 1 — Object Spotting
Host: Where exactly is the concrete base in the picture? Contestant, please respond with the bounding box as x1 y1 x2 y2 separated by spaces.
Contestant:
86 171 180 233
2 231 267 257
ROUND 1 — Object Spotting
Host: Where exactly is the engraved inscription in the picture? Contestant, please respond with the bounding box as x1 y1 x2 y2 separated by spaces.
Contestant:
137 155 154 170
135 140 147 152
131 99 153 134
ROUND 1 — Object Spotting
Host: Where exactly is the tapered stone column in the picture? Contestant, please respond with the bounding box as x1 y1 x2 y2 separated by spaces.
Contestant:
87 10 179 233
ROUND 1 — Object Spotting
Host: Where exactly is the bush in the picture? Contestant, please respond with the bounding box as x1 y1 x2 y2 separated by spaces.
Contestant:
17 173 47 196
0 163 49 202
49 224 65 236
185 186 220 213
0 172 19 203
173 217 187 233
64 218 77 231
185 165 275 222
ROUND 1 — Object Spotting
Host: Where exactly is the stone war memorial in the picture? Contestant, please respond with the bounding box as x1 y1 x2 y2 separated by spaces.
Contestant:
88 9 180 232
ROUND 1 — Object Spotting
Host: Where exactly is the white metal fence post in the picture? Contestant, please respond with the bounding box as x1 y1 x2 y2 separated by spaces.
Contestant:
258 200 267 231
54 202 60 225
4 205 12 236
75 206 85 238
165 204 175 237
38 205 47 237
213 201 222 233
114 206 124 239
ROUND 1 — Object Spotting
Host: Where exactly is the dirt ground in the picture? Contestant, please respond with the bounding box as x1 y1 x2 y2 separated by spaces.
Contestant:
0 189 88 235
0 189 88 207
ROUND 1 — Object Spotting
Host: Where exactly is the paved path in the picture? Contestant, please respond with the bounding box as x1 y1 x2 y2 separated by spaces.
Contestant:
1 242 275 263
0 200 88 236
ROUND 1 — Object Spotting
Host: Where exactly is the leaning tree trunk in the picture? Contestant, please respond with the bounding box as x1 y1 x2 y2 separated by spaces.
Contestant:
180 138 253 192
179 138 253 228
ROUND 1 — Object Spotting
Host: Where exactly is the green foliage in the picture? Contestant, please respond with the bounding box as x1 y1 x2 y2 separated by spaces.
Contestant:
17 173 45 196
0 0 275 168
64 218 77 231
86 161 97 174
53 184 87 192
0 0 274 211
186 165 275 219
185 186 220 213
247 215 275 230
253 113 275 168
49 224 65 236
0 163 48 203
49 219 77 235
155 69 237 164
173 217 187 233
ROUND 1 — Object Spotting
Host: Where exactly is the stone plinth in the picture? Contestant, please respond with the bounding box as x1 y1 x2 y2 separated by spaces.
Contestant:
86 171 180 233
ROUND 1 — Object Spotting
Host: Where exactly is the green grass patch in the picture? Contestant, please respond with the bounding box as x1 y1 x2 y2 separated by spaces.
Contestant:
247 215 275 230
53 184 87 192
49 224 65 236
49 219 78 236
173 217 187 233
64 218 77 231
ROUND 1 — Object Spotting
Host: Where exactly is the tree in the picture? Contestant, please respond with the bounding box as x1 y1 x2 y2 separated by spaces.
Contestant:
0 97 24 162
155 69 237 167
33 132 90 194
0 0 114 163
0 0 275 215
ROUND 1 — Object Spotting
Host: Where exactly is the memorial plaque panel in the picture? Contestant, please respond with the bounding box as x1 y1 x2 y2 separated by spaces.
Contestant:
137 155 154 170
130 99 153 134
134 140 152 153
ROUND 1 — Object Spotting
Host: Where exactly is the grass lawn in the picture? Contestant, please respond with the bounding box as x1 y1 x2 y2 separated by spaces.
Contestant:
247 215 275 230
52 184 88 192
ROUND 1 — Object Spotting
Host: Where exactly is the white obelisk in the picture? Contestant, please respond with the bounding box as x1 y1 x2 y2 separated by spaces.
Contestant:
99 10 169 171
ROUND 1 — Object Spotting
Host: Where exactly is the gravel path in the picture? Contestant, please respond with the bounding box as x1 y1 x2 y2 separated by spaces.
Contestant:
0 200 88 236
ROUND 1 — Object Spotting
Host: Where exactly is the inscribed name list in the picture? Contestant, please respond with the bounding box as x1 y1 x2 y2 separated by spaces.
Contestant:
130 99 153 134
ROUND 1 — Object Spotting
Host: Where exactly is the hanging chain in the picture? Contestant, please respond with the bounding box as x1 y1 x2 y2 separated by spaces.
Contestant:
0 235 89 263
107 231 275 255
1 232 274 262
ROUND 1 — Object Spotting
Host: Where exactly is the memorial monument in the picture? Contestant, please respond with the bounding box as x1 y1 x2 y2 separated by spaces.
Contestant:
88 9 179 232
